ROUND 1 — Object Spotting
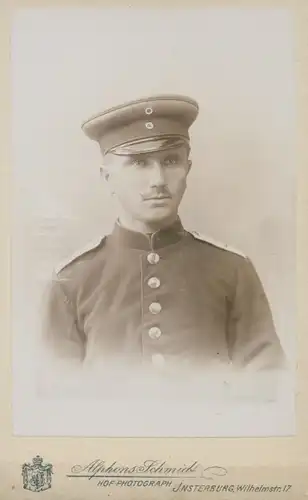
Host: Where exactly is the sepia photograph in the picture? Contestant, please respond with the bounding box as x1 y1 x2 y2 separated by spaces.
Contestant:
12 7 296 437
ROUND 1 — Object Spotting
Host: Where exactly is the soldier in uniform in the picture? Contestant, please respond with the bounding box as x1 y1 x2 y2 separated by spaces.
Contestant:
42 94 286 375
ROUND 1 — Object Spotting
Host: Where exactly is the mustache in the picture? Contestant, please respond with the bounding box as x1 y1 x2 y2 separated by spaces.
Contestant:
141 188 171 200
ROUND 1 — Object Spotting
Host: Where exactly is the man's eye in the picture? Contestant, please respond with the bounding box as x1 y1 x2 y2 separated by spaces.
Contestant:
132 159 146 167
164 157 178 165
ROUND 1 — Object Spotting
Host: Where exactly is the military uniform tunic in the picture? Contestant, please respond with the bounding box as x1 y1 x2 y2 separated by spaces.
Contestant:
43 219 285 372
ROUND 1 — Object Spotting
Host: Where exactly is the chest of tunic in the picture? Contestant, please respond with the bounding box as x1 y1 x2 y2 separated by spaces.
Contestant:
73 234 233 368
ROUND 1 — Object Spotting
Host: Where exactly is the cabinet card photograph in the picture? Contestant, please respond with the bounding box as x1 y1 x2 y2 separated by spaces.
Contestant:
12 7 296 437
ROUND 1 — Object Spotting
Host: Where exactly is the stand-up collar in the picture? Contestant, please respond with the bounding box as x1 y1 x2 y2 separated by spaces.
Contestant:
108 218 187 251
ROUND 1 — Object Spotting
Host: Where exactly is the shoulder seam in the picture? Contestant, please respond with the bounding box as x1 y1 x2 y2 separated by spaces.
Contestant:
55 235 107 274
189 230 247 258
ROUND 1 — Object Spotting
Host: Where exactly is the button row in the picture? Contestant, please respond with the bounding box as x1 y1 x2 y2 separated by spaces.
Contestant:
146 248 163 363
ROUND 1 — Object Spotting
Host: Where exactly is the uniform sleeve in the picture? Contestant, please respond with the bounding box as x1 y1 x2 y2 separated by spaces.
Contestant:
227 257 286 370
40 272 86 365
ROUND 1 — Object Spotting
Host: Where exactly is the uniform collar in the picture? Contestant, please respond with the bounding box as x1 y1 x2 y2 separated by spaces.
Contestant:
109 217 186 251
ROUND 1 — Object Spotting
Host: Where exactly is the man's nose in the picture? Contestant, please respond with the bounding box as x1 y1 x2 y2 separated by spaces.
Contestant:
149 160 165 186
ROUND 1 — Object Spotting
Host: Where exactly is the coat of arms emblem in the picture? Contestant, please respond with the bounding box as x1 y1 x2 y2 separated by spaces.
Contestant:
22 455 53 492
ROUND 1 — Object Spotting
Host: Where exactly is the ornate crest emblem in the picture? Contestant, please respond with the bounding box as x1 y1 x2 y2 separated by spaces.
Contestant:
22 455 53 492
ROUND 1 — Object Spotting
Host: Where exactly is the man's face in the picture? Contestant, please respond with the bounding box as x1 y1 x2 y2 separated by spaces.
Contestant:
103 145 191 226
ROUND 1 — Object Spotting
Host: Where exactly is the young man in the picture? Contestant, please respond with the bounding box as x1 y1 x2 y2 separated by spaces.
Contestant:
42 94 285 373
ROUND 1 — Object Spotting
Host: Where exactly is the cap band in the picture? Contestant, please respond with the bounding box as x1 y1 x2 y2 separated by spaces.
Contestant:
98 118 189 155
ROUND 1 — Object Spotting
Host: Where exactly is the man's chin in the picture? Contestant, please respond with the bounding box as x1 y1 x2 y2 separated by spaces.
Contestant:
142 207 175 224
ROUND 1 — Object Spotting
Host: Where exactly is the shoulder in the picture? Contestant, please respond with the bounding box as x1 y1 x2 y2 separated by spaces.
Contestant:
55 235 108 275
188 230 248 259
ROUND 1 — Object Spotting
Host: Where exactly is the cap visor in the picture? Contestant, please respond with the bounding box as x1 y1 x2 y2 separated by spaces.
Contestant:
108 136 189 156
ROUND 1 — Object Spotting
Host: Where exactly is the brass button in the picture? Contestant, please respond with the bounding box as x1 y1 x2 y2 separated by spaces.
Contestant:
145 107 153 115
145 121 154 129
148 326 162 339
147 252 160 264
151 353 165 367
149 302 162 314
148 277 160 289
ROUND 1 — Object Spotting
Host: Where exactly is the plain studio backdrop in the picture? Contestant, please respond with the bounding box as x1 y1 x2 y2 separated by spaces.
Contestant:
12 8 296 436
